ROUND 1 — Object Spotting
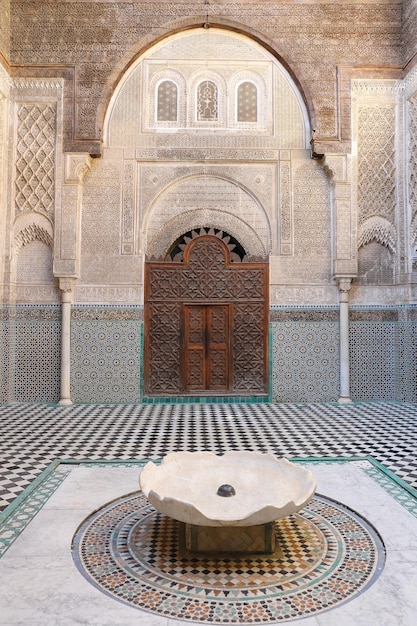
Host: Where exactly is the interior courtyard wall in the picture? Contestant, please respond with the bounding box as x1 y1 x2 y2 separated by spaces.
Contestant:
1 2 416 404
9 1 402 154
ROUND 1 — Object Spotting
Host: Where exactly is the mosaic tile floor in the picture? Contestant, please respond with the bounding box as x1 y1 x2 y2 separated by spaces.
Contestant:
1 401 417 513
73 490 385 623
1 460 417 625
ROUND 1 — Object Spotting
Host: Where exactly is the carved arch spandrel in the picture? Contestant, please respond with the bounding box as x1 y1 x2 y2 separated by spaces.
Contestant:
143 173 271 259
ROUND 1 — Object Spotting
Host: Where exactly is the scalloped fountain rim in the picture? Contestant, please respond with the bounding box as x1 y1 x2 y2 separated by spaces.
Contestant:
139 451 316 527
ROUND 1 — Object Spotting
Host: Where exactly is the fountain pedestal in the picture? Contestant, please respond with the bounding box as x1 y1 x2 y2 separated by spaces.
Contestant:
181 521 276 555
140 451 316 557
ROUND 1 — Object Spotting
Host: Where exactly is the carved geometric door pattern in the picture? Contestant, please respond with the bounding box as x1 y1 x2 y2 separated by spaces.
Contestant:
183 304 231 391
144 231 269 397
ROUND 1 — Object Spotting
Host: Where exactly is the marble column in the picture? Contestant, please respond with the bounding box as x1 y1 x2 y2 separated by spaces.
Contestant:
337 278 353 404
58 278 75 406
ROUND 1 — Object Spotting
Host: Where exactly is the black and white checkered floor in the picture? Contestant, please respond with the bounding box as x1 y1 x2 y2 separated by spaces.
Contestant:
1 401 417 513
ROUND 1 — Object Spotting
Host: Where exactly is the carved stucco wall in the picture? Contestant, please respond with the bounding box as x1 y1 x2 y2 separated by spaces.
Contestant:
144 174 270 259
351 80 401 296
3 22 413 309
10 1 402 154
78 29 326 305
403 0 417 66
106 30 306 149
0 64 9 303
406 66 417 282
0 0 10 62
271 159 333 306
8 79 63 304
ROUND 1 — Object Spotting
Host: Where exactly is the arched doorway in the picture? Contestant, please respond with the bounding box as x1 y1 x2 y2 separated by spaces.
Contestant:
144 229 269 397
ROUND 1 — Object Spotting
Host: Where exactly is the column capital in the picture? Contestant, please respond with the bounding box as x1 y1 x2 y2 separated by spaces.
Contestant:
58 276 76 292
64 152 93 185
58 277 77 302
335 276 353 298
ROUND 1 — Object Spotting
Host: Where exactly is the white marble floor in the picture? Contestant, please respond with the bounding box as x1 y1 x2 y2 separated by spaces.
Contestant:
1 460 417 625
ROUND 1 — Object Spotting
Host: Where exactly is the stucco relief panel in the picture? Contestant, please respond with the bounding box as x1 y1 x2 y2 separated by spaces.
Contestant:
12 216 58 304
10 3 402 146
105 29 306 150
7 80 63 304
293 161 331 259
141 167 273 258
269 158 332 297
353 80 399 283
80 160 123 284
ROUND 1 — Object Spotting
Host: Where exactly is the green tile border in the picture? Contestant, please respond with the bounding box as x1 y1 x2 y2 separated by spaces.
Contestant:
0 462 70 557
141 395 270 404
1 455 417 559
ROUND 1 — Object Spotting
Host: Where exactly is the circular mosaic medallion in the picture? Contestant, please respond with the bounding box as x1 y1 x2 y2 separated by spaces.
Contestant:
72 493 385 624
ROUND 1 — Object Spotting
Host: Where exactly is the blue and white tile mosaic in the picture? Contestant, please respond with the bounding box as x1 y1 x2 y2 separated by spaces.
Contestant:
1 305 416 404
271 321 340 403
13 307 61 403
0 320 10 404
70 310 142 403
350 322 417 402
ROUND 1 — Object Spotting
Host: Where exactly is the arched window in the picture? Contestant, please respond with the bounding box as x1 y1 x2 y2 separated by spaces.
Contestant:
197 81 218 121
157 80 178 122
237 81 258 123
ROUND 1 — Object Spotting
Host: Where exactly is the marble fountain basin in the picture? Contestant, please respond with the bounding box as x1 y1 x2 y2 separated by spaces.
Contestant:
139 451 316 527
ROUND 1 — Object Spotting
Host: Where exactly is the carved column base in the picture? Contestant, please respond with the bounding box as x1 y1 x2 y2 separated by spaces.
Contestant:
338 395 353 405
58 397 73 406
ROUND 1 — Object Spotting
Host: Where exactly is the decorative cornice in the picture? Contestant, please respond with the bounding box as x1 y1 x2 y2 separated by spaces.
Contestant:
10 78 64 104
351 79 402 95
12 78 63 91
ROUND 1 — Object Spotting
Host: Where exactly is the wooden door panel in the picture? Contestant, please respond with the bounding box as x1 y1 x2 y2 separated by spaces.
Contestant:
184 305 206 390
207 305 229 390
207 348 228 389
184 304 230 392
185 348 206 390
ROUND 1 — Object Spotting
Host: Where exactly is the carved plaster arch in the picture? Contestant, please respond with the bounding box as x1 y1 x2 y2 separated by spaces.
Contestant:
358 216 396 254
143 174 271 258
147 209 267 260
13 213 54 252
10 213 58 303
101 26 311 146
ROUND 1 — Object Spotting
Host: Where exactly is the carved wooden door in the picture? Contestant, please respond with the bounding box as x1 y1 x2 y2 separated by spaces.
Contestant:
183 304 231 391
144 232 269 397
